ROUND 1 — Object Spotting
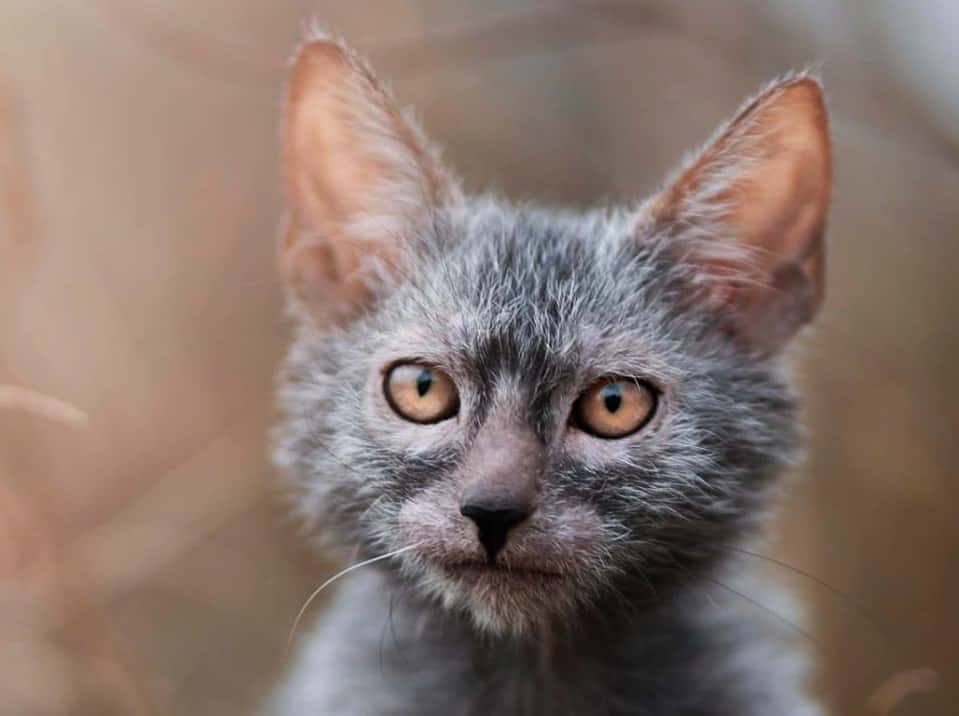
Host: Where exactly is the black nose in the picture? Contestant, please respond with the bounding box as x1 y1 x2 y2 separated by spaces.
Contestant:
459 503 530 562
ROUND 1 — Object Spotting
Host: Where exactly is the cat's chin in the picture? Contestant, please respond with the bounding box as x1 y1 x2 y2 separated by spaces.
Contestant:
417 560 581 636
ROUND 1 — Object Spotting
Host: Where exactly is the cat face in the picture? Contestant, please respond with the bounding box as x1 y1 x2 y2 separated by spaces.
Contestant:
275 37 830 635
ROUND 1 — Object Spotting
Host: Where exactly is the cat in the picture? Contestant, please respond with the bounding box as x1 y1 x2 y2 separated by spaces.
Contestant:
269 33 831 716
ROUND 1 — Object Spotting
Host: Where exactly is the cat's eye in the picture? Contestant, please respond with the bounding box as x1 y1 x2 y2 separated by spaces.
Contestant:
384 363 459 424
572 378 657 439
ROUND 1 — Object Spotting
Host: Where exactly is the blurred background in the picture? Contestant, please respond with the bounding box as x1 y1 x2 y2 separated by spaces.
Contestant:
0 1 956 714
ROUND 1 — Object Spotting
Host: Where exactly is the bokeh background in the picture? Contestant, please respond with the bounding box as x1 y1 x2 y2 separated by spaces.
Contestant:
1 1 957 714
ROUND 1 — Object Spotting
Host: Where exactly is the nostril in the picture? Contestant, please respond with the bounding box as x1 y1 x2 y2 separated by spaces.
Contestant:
460 504 529 529
459 504 531 561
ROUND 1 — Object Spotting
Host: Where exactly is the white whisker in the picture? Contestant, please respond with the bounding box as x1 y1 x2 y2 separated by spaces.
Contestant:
288 543 422 646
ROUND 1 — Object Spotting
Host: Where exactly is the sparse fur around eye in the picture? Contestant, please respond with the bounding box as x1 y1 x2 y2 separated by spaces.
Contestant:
270 32 829 716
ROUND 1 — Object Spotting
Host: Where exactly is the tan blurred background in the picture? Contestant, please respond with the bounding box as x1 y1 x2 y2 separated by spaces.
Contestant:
0 1 956 714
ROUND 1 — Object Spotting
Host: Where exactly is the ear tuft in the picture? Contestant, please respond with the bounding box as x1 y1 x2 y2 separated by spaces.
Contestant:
640 74 832 354
281 35 459 324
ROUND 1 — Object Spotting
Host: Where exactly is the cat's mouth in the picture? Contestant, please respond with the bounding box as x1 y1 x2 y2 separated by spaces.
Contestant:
443 560 564 580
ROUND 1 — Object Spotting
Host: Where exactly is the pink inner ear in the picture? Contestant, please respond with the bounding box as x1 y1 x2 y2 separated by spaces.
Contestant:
283 43 397 281
645 77 831 354
721 81 830 273
280 38 459 324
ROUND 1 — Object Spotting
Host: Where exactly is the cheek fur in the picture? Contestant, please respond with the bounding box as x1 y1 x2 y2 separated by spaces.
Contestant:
397 481 480 561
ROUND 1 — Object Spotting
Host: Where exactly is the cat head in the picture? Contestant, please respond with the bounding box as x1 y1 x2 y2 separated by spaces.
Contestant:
274 36 831 635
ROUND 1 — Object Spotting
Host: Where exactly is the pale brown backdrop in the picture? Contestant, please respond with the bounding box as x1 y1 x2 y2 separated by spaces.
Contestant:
0 1 956 714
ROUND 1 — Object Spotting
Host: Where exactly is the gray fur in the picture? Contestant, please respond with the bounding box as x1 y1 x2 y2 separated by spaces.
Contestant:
269 199 823 714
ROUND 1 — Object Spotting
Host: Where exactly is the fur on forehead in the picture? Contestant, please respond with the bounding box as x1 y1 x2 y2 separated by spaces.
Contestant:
354 200 724 387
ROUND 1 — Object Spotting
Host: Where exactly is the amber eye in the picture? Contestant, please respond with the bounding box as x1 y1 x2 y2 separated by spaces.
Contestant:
384 363 459 424
572 378 657 439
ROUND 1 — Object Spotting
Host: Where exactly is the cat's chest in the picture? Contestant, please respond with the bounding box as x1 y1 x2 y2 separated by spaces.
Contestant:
277 572 786 716
452 660 640 716
376 602 706 716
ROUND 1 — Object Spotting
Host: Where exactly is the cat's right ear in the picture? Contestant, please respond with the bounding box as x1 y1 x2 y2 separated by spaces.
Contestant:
281 36 460 324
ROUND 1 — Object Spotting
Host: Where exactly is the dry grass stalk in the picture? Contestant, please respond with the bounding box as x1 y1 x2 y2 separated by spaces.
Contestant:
0 384 90 427
0 379 270 714
868 667 939 714
0 480 158 715
0 384 157 714
72 419 266 602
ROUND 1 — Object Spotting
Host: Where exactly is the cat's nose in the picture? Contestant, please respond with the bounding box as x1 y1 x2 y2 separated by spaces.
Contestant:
458 424 540 562
459 501 531 562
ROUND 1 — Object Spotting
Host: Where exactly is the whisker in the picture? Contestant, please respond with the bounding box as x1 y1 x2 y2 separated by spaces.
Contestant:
388 589 408 664
701 574 825 651
306 438 380 481
377 592 391 676
377 589 410 671
704 553 932 709
722 545 892 655
288 542 422 646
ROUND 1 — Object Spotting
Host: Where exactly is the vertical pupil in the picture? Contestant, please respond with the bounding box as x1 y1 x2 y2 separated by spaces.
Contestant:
602 383 623 413
416 370 433 397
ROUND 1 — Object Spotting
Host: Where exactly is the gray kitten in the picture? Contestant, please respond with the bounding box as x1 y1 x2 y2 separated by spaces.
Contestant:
270 34 831 716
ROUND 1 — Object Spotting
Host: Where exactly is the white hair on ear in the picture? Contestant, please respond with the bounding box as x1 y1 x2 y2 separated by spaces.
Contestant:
636 71 831 352
288 28 459 244
280 31 461 323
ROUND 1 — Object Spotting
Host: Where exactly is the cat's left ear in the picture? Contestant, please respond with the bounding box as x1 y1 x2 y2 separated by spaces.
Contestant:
281 36 461 323
638 75 831 355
